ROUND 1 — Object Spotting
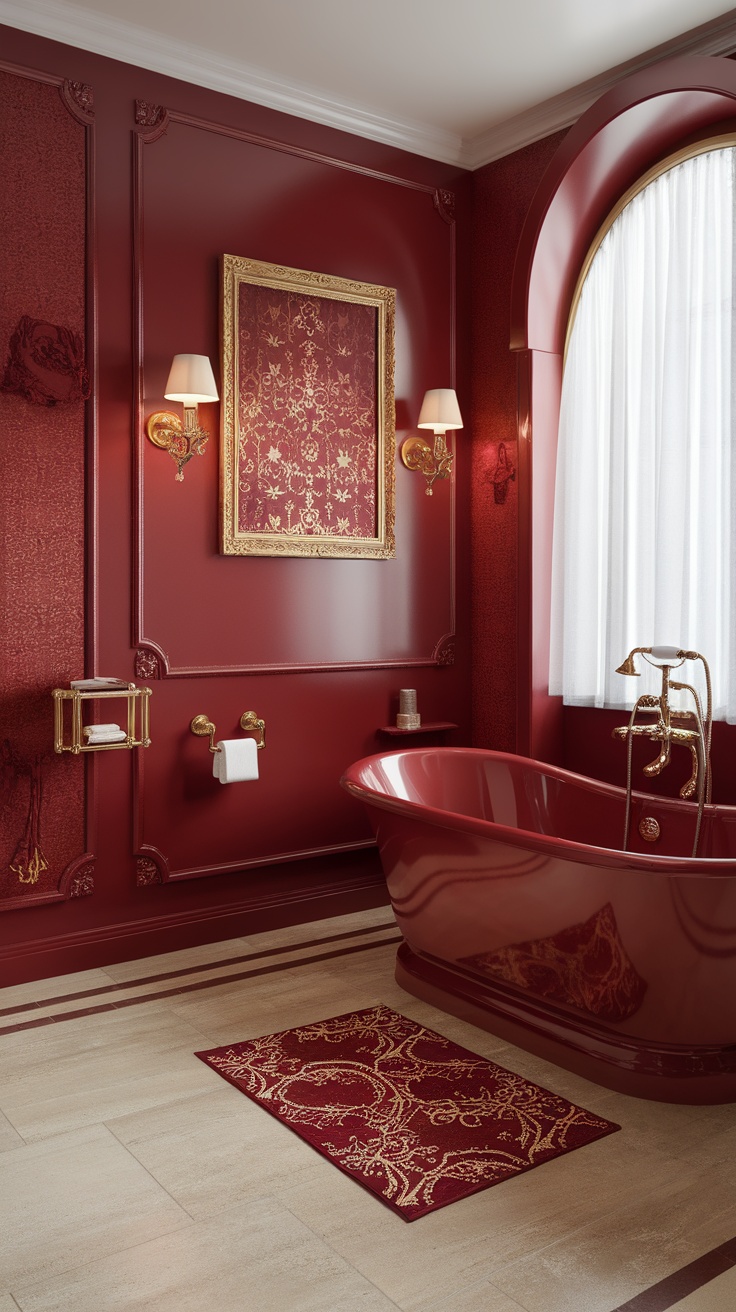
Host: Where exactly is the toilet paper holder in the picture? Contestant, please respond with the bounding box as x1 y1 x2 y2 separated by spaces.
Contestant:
190 711 266 753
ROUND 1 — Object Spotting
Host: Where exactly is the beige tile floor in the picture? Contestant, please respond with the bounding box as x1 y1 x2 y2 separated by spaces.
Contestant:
0 904 733 1312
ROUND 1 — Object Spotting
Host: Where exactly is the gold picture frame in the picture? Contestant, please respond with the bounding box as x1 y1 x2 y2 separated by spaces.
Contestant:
221 254 396 558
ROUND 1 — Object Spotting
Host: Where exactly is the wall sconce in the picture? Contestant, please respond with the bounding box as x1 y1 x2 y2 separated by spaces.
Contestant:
400 388 463 495
146 354 219 482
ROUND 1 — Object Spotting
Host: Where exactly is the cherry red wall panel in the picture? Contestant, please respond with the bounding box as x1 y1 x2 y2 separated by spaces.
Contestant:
469 133 565 754
135 113 456 671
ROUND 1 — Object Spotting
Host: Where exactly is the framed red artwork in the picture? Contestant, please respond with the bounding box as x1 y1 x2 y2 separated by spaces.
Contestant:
221 255 395 558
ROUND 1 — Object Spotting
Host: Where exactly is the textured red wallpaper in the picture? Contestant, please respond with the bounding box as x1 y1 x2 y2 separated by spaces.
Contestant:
469 133 565 752
0 69 87 907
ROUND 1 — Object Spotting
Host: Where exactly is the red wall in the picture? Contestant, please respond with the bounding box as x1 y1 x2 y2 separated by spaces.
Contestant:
470 133 564 753
471 58 736 806
0 24 472 983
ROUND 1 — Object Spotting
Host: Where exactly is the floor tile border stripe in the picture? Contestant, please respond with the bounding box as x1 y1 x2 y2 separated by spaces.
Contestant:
611 1236 736 1310
0 935 404 1035
0 919 398 1019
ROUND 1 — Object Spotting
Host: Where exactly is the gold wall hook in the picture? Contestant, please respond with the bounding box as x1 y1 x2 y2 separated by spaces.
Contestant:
240 711 266 749
190 714 218 753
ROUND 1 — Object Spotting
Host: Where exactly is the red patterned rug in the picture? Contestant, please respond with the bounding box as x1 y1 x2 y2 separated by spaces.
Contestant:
195 1005 619 1220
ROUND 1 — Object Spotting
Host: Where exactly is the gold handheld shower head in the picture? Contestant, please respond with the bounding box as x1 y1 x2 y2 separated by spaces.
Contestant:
615 648 648 677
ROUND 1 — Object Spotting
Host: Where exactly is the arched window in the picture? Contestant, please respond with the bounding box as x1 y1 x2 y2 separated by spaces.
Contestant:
549 138 736 719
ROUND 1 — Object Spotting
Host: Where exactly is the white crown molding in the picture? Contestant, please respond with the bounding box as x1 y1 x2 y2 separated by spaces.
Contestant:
463 8 736 169
2 0 736 170
0 0 464 166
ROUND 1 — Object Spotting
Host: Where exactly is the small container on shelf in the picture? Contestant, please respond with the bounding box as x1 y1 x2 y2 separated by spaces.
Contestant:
53 680 152 754
377 721 458 738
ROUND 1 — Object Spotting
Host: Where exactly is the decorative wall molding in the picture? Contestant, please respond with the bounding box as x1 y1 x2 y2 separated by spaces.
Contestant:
132 104 457 675
433 634 456 667
136 851 166 886
60 78 93 122
2 0 736 168
1 850 96 913
134 643 166 680
433 189 456 225
153 839 378 885
67 862 95 897
0 0 463 165
134 99 169 141
134 99 166 129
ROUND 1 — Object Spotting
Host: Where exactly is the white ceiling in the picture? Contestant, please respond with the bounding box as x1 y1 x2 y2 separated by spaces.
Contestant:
2 0 736 166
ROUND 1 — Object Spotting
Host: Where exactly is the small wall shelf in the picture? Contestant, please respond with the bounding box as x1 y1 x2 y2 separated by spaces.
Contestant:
377 721 458 737
53 684 152 754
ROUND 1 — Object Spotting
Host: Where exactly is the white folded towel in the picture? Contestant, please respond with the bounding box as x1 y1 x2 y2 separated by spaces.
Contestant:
84 723 121 736
85 728 127 744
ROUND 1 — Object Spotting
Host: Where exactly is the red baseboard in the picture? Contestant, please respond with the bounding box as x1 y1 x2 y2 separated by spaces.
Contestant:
0 862 389 987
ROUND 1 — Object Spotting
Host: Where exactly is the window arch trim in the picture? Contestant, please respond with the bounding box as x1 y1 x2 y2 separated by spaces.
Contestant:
508 56 736 761
564 131 736 364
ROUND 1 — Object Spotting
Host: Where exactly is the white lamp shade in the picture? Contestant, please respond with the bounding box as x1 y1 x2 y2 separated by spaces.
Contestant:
417 388 462 431
164 354 219 403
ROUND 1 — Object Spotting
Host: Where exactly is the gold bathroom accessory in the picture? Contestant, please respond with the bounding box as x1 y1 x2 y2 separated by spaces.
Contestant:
400 389 463 496
190 711 266 754
240 711 266 749
613 646 712 856
53 684 152 754
146 354 219 482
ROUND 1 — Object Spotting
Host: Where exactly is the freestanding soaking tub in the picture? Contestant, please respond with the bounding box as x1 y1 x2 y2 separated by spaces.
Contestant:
341 747 736 1103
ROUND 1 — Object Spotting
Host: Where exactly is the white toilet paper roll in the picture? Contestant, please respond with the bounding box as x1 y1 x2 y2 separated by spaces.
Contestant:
212 738 259 784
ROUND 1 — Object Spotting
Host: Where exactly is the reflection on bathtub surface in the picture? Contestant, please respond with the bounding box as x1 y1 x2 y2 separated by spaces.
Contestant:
459 903 647 1023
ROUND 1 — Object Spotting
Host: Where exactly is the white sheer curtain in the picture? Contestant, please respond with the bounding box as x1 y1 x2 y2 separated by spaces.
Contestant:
549 146 736 719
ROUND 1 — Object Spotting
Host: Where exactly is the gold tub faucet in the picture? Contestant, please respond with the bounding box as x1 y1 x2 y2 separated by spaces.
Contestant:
613 646 712 855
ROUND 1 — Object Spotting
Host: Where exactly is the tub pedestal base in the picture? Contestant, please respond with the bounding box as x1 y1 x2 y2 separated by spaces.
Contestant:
396 941 736 1105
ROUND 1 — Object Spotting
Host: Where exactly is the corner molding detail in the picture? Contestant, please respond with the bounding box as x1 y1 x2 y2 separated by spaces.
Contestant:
60 79 94 122
68 864 95 897
59 854 96 899
134 645 166 680
136 855 164 887
134 100 169 140
433 634 456 667
433 189 455 225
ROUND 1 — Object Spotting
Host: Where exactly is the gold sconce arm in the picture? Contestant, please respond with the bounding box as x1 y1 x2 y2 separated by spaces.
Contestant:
400 434 453 495
146 408 209 482
401 388 462 496
146 353 219 482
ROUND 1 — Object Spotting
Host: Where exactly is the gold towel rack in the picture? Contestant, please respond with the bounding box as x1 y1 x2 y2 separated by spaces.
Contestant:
190 711 266 753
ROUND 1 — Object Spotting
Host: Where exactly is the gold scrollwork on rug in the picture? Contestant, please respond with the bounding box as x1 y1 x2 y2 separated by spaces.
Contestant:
197 1004 618 1218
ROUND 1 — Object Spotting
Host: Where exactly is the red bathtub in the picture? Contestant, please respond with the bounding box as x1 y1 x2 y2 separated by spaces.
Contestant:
342 747 736 1103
